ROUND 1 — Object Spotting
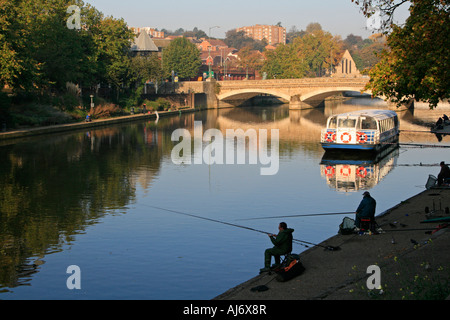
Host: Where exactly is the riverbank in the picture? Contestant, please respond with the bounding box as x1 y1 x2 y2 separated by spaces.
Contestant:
0 108 195 141
215 188 450 300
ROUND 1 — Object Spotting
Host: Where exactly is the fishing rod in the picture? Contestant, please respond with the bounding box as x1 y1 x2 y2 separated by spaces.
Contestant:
381 228 437 233
144 204 340 251
236 212 354 221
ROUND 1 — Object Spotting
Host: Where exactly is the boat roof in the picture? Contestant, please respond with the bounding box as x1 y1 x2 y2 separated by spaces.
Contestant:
329 109 397 120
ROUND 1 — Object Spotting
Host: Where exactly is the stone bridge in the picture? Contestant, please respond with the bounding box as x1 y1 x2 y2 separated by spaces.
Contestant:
217 77 371 109
175 77 373 109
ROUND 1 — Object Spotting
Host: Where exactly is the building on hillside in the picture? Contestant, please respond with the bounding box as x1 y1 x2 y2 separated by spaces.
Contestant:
130 27 165 38
333 50 361 78
264 44 277 51
165 35 183 40
197 39 228 52
236 24 286 45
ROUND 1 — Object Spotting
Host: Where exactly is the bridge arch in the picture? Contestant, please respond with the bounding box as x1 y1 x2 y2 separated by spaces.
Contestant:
300 87 371 103
217 88 291 102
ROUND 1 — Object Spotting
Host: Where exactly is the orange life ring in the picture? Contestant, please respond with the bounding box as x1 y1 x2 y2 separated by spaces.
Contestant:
356 166 367 178
340 132 351 143
324 131 336 142
357 132 368 143
324 166 335 177
340 165 351 176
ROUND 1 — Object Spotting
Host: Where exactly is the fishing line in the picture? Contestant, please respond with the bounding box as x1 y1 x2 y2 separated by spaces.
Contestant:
236 212 354 221
381 228 437 232
142 204 340 251
399 130 434 134
399 143 450 148
380 142 450 148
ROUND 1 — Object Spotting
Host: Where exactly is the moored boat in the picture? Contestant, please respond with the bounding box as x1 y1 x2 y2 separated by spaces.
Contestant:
321 109 399 152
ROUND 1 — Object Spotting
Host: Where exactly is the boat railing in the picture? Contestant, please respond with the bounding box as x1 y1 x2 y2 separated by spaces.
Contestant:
321 129 379 144
321 128 336 143
357 130 379 144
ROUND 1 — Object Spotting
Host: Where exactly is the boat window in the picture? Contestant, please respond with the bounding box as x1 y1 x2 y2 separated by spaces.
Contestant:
328 116 337 129
361 117 377 129
338 118 356 128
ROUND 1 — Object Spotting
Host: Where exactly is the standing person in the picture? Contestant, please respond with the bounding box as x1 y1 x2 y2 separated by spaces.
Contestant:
260 222 294 273
355 191 376 230
438 161 450 186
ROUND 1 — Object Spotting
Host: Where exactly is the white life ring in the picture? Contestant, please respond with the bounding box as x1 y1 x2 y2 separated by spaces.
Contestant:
340 132 351 143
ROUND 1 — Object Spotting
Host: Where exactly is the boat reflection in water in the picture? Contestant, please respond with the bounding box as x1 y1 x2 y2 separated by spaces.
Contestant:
320 145 399 192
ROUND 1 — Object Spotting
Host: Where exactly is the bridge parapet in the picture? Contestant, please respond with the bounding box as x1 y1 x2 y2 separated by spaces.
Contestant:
216 77 370 109
176 77 371 109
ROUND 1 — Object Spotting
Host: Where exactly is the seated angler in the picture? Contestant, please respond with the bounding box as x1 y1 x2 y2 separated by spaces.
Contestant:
260 222 294 273
355 191 376 231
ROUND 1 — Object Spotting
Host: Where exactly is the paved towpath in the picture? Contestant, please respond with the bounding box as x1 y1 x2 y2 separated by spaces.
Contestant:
215 188 450 300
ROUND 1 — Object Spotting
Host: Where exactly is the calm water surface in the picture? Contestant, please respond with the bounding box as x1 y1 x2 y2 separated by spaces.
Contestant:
1 99 449 299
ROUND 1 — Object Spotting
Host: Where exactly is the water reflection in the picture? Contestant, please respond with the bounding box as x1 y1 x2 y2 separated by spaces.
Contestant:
0 115 194 293
320 146 399 192
0 97 449 298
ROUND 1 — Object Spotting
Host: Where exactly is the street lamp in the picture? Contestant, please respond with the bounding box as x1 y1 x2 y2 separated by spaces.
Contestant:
90 94 94 111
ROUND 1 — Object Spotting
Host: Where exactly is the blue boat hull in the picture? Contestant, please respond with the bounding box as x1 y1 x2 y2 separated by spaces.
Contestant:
321 143 378 151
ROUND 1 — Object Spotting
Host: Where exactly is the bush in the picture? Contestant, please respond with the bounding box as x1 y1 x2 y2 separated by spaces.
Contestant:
155 98 171 110
140 98 171 112
10 103 72 127
60 93 80 111
90 103 123 118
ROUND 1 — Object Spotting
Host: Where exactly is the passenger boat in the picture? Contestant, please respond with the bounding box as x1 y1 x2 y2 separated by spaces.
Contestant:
321 109 399 152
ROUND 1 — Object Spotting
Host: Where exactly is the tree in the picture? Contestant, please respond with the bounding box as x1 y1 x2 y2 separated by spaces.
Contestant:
162 37 201 79
305 22 323 34
237 46 265 74
0 0 42 92
27 1 87 90
0 0 135 98
300 29 343 77
351 0 410 32
224 30 267 51
343 34 385 72
129 55 162 86
286 26 306 43
262 27 344 79
183 27 208 39
353 0 450 108
262 43 308 79
94 17 134 98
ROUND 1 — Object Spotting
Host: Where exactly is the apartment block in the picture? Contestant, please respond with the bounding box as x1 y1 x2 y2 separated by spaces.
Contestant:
236 24 286 45
130 27 165 39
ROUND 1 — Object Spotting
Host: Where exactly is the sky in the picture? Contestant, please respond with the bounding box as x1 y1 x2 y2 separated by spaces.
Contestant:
85 0 410 39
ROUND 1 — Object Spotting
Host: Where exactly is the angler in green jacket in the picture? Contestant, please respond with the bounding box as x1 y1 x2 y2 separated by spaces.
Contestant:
260 222 294 273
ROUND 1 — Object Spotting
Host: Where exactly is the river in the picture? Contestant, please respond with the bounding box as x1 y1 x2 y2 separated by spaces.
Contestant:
0 98 449 299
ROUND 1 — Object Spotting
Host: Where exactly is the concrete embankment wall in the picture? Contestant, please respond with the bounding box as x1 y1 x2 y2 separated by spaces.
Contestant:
0 108 195 141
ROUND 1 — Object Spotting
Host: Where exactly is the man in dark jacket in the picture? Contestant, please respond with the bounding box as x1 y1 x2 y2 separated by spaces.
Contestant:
355 191 376 229
438 161 450 186
260 222 294 273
